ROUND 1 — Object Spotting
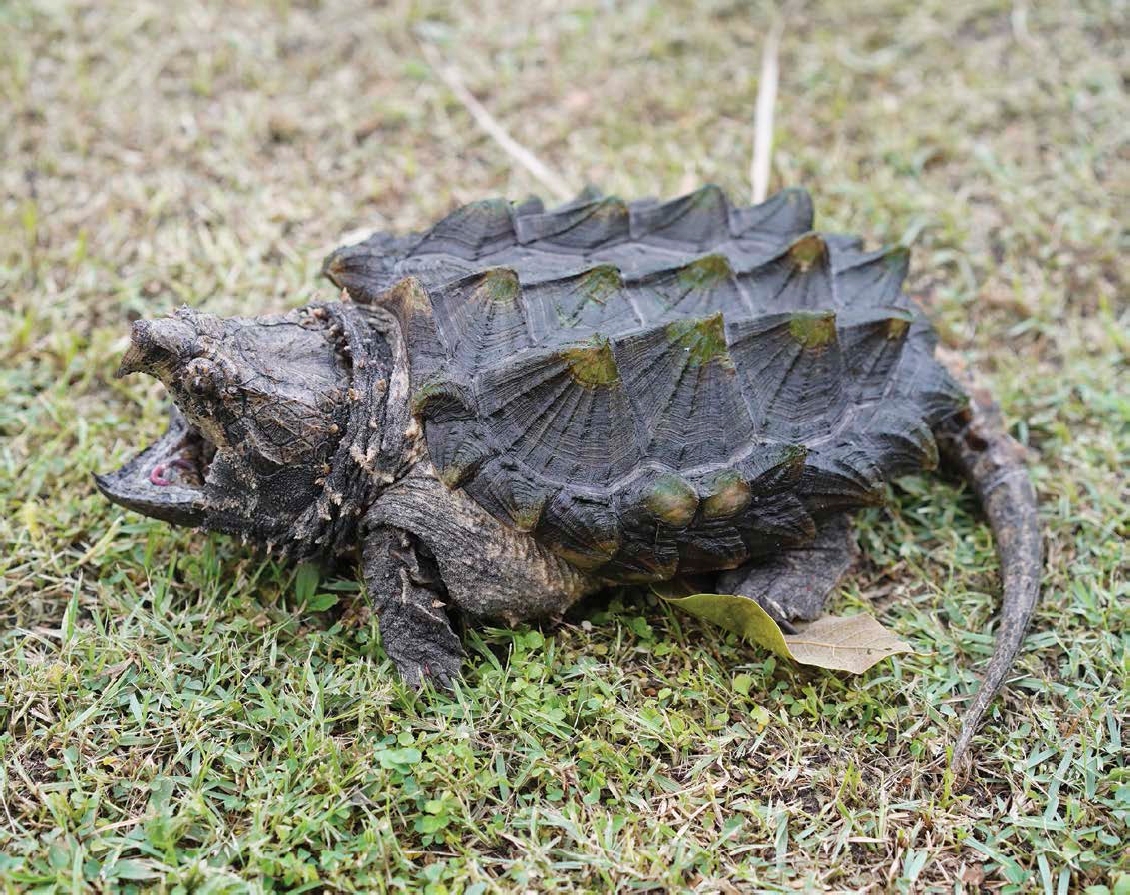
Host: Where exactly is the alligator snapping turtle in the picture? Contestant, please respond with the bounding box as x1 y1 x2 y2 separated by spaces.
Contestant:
96 186 1041 763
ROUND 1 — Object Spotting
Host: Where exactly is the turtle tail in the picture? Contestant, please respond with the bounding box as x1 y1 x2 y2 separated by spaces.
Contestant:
933 354 1043 770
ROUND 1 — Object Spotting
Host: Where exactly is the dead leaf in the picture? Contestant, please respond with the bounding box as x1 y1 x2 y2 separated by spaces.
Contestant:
655 588 914 674
783 613 915 673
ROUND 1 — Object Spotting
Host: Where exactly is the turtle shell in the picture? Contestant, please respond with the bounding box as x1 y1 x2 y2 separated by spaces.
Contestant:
325 186 966 582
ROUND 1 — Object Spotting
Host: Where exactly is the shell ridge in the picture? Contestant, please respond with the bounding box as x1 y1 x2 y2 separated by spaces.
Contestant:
630 184 732 248
729 187 815 238
516 196 631 252
618 277 652 330
412 198 519 259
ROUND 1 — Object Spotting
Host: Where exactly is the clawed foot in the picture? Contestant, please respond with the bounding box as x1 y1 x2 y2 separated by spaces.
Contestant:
362 524 465 691
717 514 857 628
381 602 464 690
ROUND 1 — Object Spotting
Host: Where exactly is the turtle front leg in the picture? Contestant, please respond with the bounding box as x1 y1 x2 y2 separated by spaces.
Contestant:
367 463 601 623
716 514 858 632
361 524 464 688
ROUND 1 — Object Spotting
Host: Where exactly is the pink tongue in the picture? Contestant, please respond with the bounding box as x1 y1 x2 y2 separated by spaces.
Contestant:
149 458 194 486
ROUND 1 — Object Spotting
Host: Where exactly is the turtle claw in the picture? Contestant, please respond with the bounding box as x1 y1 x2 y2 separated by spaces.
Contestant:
383 616 465 692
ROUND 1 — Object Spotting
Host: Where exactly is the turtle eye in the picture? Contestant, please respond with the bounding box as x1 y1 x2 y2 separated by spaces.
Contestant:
185 358 218 396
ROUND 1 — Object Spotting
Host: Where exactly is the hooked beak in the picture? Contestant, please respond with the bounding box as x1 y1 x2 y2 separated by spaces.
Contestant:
116 317 199 380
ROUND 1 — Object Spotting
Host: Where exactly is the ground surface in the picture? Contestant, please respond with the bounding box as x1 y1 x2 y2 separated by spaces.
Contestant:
1 0 1127 891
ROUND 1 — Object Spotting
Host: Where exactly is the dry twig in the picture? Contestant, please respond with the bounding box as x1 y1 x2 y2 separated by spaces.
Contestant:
751 16 784 203
420 42 574 202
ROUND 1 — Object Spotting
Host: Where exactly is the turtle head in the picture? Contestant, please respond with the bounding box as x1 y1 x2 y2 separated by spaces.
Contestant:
96 306 355 549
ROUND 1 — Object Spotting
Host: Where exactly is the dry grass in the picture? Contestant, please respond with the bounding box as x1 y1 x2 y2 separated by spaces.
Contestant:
1 0 1127 891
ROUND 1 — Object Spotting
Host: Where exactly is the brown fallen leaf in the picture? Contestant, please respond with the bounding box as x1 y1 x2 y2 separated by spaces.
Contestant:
655 588 914 674
783 613 915 673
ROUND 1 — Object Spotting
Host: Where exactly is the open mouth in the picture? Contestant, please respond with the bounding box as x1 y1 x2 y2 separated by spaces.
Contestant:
94 405 216 526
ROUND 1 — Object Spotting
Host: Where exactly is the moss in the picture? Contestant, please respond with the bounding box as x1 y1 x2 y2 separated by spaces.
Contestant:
562 336 620 386
701 469 751 519
480 267 522 305
676 253 734 289
788 311 837 349
885 316 911 340
643 473 699 526
884 246 910 270
578 264 623 306
788 234 827 271
689 183 727 208
592 196 629 219
665 312 732 368
508 489 550 531
386 275 432 315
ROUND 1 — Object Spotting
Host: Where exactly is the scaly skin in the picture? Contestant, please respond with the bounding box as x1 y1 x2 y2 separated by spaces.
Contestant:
936 350 1043 770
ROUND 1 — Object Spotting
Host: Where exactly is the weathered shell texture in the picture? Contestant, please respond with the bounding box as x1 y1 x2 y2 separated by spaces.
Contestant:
325 186 966 583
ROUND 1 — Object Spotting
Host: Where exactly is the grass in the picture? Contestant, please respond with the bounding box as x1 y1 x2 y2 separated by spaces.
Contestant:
1 0 1127 890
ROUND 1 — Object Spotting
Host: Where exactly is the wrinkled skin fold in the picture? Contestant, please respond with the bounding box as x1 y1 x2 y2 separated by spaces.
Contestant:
98 185 1042 770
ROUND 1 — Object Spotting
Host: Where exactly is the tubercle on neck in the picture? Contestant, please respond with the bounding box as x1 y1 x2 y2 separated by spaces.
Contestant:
276 301 408 559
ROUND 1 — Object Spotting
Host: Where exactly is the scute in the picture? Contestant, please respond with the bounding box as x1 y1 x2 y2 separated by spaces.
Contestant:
730 186 814 238
430 268 530 374
477 339 641 487
323 186 967 581
631 185 732 249
639 472 699 527
728 310 845 441
464 457 556 532
630 254 747 324
523 265 634 344
700 469 752 520
615 314 754 468
413 198 518 259
738 233 835 312
515 196 631 252
837 307 913 402
536 490 623 570
833 245 911 309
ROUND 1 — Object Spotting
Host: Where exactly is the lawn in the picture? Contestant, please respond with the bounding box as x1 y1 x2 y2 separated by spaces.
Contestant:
1 0 1126 891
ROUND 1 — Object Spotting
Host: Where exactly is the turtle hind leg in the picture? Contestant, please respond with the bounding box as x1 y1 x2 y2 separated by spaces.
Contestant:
716 514 858 630
361 525 464 689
